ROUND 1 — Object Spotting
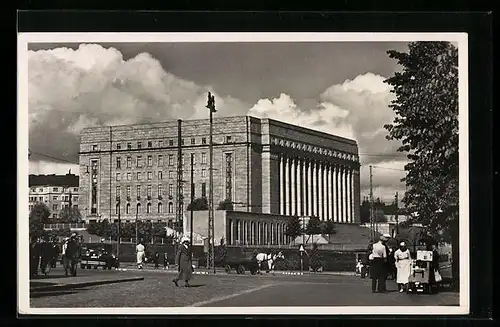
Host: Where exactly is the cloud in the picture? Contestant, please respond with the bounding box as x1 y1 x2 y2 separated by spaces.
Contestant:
248 73 407 202
28 43 248 168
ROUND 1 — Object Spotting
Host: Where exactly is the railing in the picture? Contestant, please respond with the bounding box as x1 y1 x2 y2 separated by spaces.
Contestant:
43 223 87 230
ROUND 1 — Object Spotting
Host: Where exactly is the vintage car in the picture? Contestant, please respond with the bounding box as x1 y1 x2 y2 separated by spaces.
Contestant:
80 247 119 270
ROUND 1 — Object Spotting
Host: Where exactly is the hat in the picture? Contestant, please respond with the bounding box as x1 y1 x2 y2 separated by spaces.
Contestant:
70 232 77 238
180 236 190 244
400 241 406 247
383 234 391 238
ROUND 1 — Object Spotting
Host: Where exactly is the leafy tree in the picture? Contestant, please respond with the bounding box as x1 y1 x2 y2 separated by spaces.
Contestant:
58 206 82 223
320 219 336 242
285 215 302 243
305 216 322 235
217 198 233 210
187 197 209 211
384 41 459 287
29 203 50 238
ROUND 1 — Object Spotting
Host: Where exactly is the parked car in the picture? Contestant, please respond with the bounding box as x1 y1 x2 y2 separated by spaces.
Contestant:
80 247 119 270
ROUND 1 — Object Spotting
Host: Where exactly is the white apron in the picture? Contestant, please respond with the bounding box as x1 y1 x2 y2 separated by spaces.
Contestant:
136 244 145 265
395 249 411 284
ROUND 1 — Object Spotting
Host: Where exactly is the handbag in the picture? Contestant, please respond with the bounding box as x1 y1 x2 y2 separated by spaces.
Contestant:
434 269 442 282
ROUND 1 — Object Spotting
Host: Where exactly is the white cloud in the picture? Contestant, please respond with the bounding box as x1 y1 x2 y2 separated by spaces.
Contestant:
28 44 248 166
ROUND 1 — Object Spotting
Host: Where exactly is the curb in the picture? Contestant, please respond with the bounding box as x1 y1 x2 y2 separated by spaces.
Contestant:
280 272 304 275
30 276 144 293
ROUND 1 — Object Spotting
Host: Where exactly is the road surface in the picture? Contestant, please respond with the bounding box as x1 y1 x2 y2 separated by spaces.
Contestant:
30 267 459 307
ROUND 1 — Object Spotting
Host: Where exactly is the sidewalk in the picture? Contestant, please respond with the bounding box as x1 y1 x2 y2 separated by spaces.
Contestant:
30 274 144 293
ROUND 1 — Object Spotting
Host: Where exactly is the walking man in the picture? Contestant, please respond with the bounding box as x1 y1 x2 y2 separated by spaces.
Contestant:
136 240 145 270
172 236 193 287
163 252 169 269
370 235 389 293
63 233 80 277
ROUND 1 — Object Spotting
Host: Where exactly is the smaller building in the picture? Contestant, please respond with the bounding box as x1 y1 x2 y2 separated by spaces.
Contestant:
29 173 80 219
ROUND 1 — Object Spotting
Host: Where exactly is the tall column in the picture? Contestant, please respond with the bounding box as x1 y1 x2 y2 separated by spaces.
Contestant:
315 162 320 219
285 157 290 216
340 166 345 223
349 168 354 223
322 163 327 221
335 165 340 223
304 161 309 216
294 158 299 216
308 160 313 216
280 155 285 215
326 164 331 220
345 167 350 223
331 165 336 222
312 161 317 217
299 159 305 216
290 158 296 216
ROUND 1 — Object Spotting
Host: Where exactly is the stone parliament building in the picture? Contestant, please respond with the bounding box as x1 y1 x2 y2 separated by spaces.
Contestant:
79 116 360 246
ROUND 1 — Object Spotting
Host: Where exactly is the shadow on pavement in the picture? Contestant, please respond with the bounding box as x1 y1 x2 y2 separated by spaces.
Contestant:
187 284 205 288
31 274 68 280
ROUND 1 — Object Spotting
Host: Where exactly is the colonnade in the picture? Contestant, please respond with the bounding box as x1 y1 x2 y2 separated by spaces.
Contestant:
279 156 355 223
227 219 289 246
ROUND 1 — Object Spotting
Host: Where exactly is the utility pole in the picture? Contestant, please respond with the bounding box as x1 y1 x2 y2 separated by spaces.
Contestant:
395 192 399 236
206 92 216 274
175 119 183 257
369 165 374 241
190 153 194 259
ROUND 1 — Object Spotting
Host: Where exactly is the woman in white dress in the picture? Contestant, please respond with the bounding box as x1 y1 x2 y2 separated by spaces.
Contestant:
136 240 145 270
394 241 412 292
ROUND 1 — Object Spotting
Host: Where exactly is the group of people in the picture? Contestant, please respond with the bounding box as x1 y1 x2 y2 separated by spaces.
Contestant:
135 240 170 270
366 234 440 293
29 232 83 278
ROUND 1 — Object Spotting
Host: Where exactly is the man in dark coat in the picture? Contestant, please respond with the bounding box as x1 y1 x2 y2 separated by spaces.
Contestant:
64 233 80 277
51 239 60 268
172 236 193 287
39 237 53 275
30 237 41 277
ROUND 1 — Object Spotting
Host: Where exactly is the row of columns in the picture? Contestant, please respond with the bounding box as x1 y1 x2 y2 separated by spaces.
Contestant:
227 219 290 246
279 156 355 223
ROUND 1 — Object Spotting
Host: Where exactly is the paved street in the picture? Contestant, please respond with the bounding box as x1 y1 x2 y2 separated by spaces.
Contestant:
30 266 459 308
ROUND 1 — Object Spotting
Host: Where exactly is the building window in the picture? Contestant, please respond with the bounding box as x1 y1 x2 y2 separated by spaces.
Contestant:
225 153 233 201
158 171 163 179
116 157 121 169
158 184 163 198
116 173 120 181
201 169 207 178
90 160 99 214
29 205 33 212
117 143 121 150
52 213 58 219
225 136 232 143
168 184 174 196
127 157 132 168
92 144 98 151
126 203 130 214
147 185 152 198
137 203 141 214
169 171 174 179
137 142 142 149
181 139 185 145
137 156 142 168
30 187 35 192
126 185 131 198
137 185 141 197
181 154 185 165
201 153 207 164
147 203 151 214
115 203 120 214
137 172 141 180
168 202 173 213
148 141 152 148
202 137 207 145
53 204 58 211
116 186 121 198
169 140 174 146
148 155 152 167
127 173 132 181
39 196 43 202
159 140 163 147
38 188 43 192
64 196 69 201
158 155 163 166
158 202 163 214
127 143 132 150
168 155 174 166
74 188 78 192
53 187 59 192
191 138 195 145
74 196 79 201
191 182 196 198
53 196 58 201
191 154 196 165
201 183 206 197
148 172 153 180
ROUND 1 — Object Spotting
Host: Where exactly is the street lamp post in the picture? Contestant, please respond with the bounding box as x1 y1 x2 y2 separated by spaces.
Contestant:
206 92 216 274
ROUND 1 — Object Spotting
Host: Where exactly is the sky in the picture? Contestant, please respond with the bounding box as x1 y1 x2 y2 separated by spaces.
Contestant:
27 41 411 204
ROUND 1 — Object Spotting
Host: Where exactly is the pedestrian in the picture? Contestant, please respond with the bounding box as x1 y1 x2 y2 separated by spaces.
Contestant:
136 239 145 270
30 236 41 277
163 252 169 269
428 243 441 293
39 237 52 275
172 236 193 287
370 235 388 293
154 252 160 269
51 239 60 268
63 233 80 277
395 241 412 292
